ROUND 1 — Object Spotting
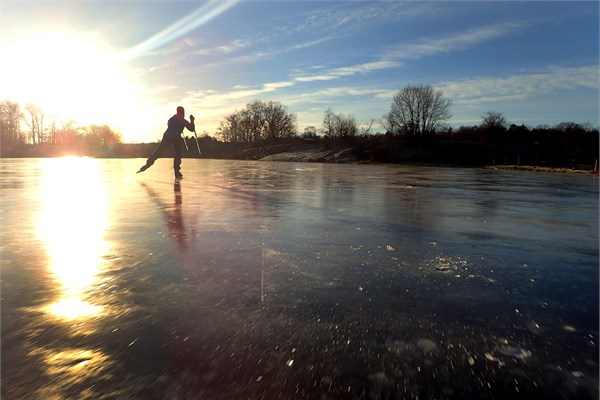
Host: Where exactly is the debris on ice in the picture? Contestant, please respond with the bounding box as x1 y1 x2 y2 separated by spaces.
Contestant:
417 338 437 352
498 346 532 359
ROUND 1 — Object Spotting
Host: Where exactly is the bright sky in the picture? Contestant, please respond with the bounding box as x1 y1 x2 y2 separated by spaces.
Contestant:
1 0 598 143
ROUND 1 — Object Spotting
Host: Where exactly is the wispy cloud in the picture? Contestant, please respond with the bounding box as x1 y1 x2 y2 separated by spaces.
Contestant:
383 20 531 61
193 38 255 56
288 35 338 51
186 19 547 113
330 61 404 77
294 61 403 82
294 74 337 83
303 86 388 101
439 65 599 105
290 2 438 34
198 34 341 68
183 80 295 107
291 20 530 84
189 2 434 66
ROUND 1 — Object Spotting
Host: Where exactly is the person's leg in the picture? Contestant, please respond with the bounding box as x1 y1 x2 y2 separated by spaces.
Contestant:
139 138 168 172
173 138 182 178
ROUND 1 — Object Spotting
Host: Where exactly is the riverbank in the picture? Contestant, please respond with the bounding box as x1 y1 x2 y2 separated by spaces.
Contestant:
238 141 599 173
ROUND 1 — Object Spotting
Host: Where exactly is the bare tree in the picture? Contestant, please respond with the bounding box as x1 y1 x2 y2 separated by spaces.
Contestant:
321 108 358 138
245 101 263 142
55 119 78 146
217 113 239 142
89 124 122 145
218 100 296 143
385 84 452 135
360 119 374 136
302 126 317 138
0 100 25 146
262 101 297 140
381 111 397 135
24 103 46 144
481 111 507 130
322 108 336 137
337 114 358 137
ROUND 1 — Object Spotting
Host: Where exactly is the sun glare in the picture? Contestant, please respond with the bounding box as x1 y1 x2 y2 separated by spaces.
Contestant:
36 158 111 320
1 31 147 142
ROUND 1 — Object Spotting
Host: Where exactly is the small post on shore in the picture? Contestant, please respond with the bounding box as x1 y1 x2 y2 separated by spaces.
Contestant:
261 247 265 303
594 159 598 175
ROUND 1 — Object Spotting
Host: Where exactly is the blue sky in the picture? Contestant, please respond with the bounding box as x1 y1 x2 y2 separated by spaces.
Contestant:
2 1 598 142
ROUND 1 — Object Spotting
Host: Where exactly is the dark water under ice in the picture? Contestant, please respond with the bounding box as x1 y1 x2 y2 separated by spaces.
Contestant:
1 158 598 399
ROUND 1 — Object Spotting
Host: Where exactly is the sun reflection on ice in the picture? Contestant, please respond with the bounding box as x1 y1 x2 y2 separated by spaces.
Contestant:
36 157 111 320
46 297 104 321
28 347 112 399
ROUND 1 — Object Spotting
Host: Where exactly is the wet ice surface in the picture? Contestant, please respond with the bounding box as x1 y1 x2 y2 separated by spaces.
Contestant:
1 158 598 399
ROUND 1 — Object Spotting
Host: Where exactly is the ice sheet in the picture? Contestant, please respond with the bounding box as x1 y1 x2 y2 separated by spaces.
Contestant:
1 158 598 399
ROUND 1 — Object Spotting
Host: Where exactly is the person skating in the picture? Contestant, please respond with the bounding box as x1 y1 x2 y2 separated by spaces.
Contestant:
137 106 195 179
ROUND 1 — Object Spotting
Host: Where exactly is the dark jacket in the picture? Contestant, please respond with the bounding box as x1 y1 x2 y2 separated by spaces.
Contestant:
163 114 195 138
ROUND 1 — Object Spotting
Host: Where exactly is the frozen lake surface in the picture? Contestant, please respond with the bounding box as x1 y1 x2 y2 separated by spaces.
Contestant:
1 158 598 399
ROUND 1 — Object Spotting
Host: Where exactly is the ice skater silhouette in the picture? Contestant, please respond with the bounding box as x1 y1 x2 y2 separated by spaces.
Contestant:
138 106 195 179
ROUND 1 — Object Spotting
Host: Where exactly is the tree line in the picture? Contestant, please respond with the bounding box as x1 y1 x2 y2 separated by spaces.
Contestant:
211 84 597 168
215 84 597 141
2 84 598 167
214 85 452 141
0 100 122 156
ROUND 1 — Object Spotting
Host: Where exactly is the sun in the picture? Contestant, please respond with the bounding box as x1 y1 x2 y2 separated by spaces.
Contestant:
1 31 150 142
